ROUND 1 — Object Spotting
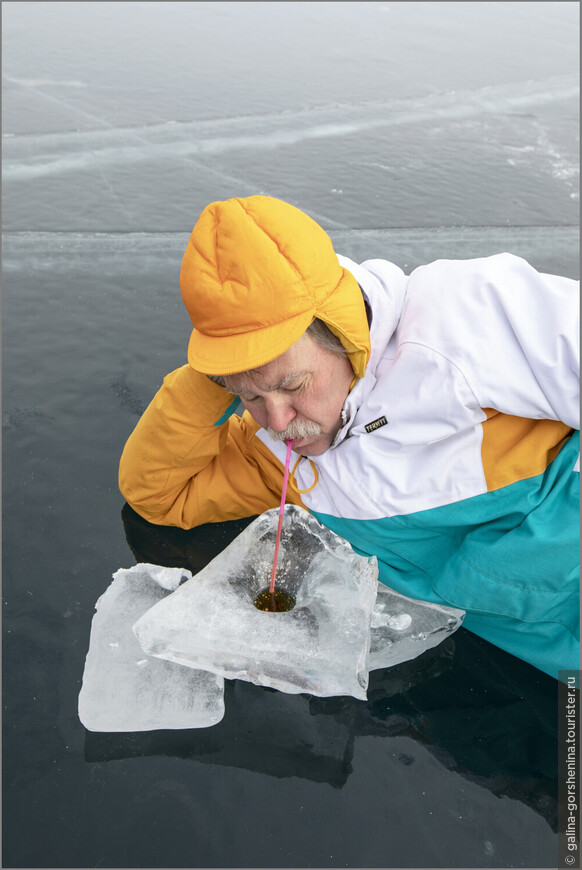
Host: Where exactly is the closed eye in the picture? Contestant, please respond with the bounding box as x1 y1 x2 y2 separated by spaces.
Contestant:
242 386 299 401
284 375 311 394
239 374 310 402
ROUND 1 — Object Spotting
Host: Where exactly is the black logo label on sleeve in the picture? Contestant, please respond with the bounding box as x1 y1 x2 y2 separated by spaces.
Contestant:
365 415 388 433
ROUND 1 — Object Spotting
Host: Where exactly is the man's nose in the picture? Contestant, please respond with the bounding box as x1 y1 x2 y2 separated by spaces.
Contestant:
265 395 296 433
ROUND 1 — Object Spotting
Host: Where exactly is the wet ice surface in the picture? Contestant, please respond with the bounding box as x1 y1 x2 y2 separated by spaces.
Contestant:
78 564 225 731
133 507 379 700
2 5 579 234
3 74 578 233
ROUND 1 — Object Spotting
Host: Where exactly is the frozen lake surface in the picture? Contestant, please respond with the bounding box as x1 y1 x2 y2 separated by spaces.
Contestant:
2 2 579 868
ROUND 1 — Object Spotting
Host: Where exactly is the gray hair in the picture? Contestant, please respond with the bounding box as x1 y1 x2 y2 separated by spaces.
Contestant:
305 317 349 357
208 318 348 391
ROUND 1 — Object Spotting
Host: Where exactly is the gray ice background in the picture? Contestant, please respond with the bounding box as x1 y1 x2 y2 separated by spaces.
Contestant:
3 2 578 249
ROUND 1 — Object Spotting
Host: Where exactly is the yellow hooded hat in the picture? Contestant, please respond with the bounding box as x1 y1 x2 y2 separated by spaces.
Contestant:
180 196 370 378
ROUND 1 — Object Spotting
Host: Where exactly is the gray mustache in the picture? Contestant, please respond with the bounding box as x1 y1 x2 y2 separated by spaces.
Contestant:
266 420 322 441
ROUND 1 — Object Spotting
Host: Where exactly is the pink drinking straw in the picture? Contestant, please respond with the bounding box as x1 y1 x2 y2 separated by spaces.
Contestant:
269 438 294 594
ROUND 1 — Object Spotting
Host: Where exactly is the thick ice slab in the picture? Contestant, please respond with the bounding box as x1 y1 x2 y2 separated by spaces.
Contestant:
133 507 379 700
79 516 464 731
78 564 225 732
369 583 464 671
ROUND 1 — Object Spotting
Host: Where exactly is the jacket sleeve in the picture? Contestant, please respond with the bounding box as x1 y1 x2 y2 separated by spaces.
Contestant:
118 365 304 528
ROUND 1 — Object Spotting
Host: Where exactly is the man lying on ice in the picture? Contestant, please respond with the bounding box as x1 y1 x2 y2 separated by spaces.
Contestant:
119 195 580 680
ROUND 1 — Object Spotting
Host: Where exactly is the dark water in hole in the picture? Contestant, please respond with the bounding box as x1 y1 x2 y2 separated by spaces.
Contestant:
254 587 297 612
2 2 578 867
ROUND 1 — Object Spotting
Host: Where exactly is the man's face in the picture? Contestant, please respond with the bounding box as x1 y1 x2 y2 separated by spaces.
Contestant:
228 332 354 456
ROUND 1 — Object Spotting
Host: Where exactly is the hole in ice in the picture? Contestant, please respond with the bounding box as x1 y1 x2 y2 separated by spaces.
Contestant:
254 587 296 612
